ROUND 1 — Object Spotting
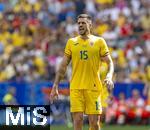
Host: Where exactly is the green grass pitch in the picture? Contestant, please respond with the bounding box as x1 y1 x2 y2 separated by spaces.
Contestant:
50 125 149 130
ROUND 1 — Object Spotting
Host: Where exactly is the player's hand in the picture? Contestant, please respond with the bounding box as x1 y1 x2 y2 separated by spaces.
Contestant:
104 78 114 93
50 84 59 104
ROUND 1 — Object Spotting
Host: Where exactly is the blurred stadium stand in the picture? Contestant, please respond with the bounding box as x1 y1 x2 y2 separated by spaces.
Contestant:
0 0 149 126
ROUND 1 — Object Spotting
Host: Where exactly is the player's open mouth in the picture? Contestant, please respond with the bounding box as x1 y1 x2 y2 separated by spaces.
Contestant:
79 27 84 31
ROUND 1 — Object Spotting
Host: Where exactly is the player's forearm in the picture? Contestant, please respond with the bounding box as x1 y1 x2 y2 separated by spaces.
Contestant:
106 57 114 80
53 64 67 88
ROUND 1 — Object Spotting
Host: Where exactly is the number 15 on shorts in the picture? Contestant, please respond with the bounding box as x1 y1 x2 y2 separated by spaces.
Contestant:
95 101 100 110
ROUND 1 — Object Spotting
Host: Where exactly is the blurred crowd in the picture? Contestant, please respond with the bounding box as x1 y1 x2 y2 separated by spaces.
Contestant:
106 89 150 125
0 0 149 84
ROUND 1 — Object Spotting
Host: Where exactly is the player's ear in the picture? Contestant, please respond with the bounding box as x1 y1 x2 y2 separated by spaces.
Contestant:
89 20 92 28
89 22 92 30
90 23 92 28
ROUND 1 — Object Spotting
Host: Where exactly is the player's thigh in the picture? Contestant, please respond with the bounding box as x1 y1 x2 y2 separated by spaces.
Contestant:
70 89 84 112
84 90 102 114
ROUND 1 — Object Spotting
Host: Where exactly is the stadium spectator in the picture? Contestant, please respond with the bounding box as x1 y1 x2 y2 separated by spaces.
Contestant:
3 86 18 105
127 89 145 124
116 92 127 125
105 96 117 124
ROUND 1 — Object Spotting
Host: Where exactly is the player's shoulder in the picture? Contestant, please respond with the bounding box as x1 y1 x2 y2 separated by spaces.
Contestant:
91 35 107 47
68 36 79 42
90 35 105 42
67 36 80 45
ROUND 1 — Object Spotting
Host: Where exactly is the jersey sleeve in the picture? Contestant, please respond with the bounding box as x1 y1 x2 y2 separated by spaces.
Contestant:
64 39 72 58
99 38 109 57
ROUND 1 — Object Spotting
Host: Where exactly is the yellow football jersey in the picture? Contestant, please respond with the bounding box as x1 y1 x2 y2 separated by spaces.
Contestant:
65 35 109 90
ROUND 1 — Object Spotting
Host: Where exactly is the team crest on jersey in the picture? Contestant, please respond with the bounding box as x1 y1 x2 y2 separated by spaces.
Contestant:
90 42 94 46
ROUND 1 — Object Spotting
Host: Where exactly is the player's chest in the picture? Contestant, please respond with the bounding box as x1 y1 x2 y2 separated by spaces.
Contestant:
71 41 99 59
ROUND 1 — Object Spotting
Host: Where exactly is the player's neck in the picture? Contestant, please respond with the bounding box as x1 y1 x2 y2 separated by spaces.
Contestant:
80 33 91 40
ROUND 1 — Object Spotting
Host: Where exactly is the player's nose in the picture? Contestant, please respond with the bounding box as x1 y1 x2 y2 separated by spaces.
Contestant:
79 22 83 26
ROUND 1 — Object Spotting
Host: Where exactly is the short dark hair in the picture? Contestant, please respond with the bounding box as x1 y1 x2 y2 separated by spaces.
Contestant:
77 14 92 21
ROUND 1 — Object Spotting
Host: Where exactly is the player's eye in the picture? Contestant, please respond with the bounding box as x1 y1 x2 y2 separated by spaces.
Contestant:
78 22 86 25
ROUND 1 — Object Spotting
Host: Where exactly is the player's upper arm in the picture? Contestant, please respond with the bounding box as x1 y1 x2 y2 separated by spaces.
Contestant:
64 39 72 58
61 55 71 67
63 39 72 66
99 38 109 57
